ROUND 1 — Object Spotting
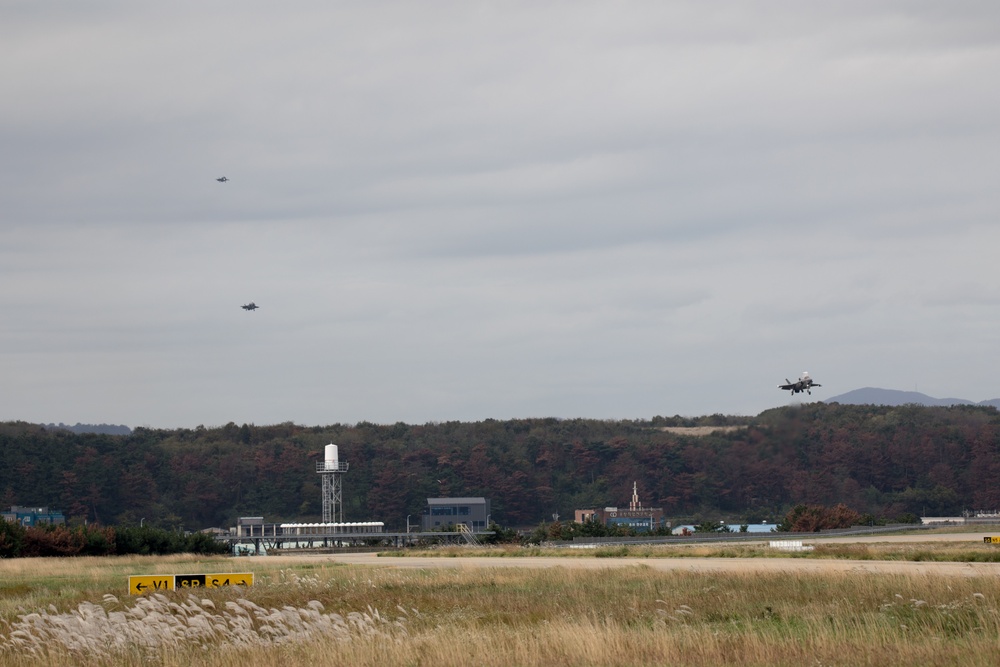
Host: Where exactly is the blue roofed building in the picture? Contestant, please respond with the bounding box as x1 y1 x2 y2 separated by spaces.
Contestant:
2 506 67 527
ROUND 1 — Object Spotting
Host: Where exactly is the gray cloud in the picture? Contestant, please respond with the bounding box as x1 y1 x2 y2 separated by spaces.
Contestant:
2 2 999 426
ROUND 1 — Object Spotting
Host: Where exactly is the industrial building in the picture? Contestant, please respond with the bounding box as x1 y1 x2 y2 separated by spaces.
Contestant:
422 497 490 532
2 506 66 527
220 447 495 553
574 483 666 532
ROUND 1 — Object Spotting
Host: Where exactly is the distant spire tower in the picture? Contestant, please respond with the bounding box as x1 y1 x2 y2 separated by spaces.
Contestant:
629 481 642 511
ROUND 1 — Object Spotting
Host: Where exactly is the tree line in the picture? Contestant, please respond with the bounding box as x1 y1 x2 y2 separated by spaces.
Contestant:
1 403 997 532
0 521 229 558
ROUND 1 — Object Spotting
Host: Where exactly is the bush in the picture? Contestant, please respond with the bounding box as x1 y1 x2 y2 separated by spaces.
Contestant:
114 526 228 555
184 531 230 555
23 525 80 557
0 520 226 557
0 518 27 558
777 504 861 532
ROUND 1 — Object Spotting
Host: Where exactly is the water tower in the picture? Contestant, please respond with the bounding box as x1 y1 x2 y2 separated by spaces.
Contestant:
317 444 349 523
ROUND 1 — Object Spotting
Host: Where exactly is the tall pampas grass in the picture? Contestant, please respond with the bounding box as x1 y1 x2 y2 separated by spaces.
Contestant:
0 591 405 663
4 554 1000 666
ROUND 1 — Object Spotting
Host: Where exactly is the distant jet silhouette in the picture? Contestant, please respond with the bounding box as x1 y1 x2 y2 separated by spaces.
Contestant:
216 176 229 182
778 372 821 396
241 302 258 311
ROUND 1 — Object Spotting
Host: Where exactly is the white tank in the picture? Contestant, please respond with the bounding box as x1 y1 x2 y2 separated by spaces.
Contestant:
324 444 339 469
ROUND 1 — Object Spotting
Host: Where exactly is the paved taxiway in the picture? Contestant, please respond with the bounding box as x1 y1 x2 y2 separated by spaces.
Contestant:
266 532 1000 577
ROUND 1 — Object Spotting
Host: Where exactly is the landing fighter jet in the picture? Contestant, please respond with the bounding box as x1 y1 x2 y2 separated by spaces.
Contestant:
779 372 821 395
241 302 258 311
216 176 229 182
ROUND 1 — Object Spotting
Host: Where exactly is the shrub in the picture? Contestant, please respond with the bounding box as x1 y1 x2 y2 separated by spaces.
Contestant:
777 503 861 532
0 518 27 558
0 521 225 557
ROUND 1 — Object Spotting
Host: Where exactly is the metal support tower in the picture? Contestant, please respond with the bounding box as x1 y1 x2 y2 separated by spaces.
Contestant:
317 459 349 523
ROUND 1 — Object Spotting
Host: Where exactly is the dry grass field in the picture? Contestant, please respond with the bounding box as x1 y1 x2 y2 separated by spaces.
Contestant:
3 538 1000 666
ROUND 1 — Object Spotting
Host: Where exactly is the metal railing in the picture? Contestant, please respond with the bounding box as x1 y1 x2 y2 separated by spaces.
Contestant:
456 523 482 546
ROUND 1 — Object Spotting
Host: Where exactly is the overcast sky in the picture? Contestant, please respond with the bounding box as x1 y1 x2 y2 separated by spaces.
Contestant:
2 1 998 428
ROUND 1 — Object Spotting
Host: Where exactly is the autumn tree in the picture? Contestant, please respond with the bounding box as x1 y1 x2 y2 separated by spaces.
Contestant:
777 503 861 532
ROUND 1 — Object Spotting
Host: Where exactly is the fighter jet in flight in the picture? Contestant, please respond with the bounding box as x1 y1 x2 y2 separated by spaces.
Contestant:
241 302 258 311
216 176 229 182
778 372 821 395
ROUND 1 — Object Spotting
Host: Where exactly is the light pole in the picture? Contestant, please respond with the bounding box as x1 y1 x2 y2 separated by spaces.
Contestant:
140 518 144 528
406 515 411 533
486 514 491 530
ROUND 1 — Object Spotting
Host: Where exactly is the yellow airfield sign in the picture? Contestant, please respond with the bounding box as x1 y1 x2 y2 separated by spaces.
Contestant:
129 572 253 595
206 572 253 588
128 575 174 595
984 536 1000 544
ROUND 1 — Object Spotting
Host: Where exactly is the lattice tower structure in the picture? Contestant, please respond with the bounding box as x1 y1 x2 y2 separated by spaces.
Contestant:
317 444 349 524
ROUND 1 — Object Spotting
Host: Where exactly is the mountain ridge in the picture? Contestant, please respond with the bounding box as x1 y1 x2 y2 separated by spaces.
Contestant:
824 387 1000 409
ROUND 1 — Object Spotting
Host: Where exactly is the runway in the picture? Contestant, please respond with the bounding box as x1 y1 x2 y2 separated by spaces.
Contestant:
265 532 1000 577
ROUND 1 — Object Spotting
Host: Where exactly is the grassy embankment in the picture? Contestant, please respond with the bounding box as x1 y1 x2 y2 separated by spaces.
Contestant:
3 551 1000 666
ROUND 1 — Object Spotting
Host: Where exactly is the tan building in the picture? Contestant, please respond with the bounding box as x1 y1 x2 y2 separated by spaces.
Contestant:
575 483 666 532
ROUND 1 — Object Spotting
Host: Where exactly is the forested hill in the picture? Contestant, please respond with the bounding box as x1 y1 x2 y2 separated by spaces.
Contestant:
43 422 132 436
2 404 998 531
